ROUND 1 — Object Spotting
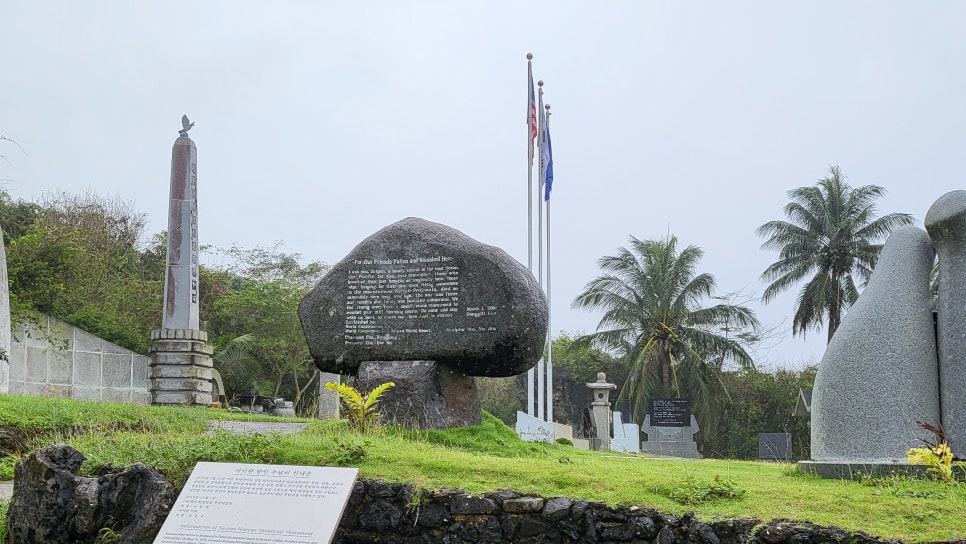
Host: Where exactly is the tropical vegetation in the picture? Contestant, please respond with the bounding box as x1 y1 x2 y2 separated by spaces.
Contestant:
757 166 913 343
571 235 760 442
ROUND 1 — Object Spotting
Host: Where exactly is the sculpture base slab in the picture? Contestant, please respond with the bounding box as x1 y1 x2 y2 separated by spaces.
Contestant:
797 460 961 480
148 328 213 406
640 442 703 459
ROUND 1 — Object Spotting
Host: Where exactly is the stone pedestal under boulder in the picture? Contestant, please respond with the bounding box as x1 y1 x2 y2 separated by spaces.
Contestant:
807 226 939 470
357 360 481 429
6 444 177 544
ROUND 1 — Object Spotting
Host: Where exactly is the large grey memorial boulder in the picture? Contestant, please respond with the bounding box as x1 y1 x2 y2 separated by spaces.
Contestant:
299 218 548 429
925 190 966 455
299 217 548 377
0 223 9 393
808 226 939 468
6 444 177 544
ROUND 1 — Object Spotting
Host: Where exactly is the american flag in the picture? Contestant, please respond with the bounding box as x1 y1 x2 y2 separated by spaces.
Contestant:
528 63 537 162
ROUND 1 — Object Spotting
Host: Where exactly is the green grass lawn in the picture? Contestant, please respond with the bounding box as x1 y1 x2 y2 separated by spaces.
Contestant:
1 393 964 543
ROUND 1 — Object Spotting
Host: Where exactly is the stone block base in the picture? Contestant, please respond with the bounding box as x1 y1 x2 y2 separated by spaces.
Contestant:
640 442 703 459
356 360 481 430
148 328 213 406
797 460 962 480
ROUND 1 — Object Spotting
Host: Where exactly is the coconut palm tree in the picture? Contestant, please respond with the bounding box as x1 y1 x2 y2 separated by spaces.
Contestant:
571 235 760 427
757 166 913 343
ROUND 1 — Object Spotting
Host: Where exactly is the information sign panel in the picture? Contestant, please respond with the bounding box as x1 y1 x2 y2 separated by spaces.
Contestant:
153 462 358 544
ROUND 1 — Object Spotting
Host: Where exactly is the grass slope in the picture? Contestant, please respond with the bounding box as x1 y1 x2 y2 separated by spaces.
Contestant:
1 394 964 543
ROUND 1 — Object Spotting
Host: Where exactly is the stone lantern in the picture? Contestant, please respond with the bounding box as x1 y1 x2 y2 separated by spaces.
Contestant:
586 372 616 451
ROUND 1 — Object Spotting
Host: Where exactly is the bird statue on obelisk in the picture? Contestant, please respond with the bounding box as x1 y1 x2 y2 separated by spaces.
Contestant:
148 115 214 406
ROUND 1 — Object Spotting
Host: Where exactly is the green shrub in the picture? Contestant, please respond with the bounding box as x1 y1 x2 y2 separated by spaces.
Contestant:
0 457 17 480
655 475 746 505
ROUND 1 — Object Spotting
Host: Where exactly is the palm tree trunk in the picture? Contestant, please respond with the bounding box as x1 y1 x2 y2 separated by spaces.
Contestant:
827 288 841 344
660 350 672 397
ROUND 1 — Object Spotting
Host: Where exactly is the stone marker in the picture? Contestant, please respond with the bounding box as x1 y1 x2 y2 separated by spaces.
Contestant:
0 223 9 393
299 217 548 377
640 414 702 458
586 373 616 451
809 226 939 465
317 372 341 419
759 433 792 461
926 190 966 455
153 462 358 544
6 444 177 544
149 116 214 406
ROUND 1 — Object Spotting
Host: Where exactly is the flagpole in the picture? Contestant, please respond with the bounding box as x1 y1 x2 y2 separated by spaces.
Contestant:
545 103 553 424
526 53 535 417
536 79 546 422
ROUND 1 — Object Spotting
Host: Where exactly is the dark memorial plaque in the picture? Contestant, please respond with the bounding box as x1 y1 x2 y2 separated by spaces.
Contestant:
650 398 691 427
758 433 792 461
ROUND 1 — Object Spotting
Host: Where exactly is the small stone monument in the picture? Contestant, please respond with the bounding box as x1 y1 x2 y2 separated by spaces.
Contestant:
586 373 616 451
299 217 548 429
317 372 341 419
759 433 792 461
640 398 702 458
148 116 214 406
0 223 9 393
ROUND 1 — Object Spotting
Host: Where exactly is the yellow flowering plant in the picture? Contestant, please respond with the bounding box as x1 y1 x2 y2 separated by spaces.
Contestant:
324 381 395 434
907 440 963 483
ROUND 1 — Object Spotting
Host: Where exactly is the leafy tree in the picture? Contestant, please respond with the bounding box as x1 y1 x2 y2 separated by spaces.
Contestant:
6 190 161 351
204 244 329 414
710 366 816 459
757 166 913 343
552 331 626 386
0 190 41 244
572 235 760 438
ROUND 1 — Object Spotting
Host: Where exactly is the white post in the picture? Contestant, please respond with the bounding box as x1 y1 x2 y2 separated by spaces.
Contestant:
545 104 553 424
536 80 546 421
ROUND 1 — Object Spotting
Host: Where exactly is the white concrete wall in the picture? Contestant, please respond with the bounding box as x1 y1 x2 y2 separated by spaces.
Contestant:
7 313 150 404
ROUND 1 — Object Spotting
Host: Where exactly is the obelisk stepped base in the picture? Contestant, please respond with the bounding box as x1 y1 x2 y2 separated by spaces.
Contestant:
149 328 213 406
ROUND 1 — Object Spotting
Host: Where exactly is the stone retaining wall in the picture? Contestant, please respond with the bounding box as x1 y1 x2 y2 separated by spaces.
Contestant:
7 314 150 404
337 479 899 544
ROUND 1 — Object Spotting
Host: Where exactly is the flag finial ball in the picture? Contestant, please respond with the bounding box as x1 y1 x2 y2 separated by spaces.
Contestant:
527 52 533 60
546 104 551 110
538 80 544 87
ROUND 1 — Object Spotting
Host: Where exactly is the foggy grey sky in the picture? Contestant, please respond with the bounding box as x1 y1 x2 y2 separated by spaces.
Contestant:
3 2 964 370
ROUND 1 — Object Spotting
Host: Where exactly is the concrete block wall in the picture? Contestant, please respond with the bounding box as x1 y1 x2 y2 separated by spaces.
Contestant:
8 314 150 404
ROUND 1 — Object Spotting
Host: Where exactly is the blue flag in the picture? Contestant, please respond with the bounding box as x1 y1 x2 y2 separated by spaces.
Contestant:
542 123 553 201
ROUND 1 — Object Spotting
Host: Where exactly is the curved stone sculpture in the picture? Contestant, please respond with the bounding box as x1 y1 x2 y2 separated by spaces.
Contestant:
925 190 966 454
299 217 548 377
811 226 939 463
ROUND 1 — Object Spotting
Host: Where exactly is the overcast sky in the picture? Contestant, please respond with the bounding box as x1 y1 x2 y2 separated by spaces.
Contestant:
3 2 963 370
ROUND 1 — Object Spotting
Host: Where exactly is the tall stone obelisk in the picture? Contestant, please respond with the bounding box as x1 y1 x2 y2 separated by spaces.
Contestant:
148 115 214 405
